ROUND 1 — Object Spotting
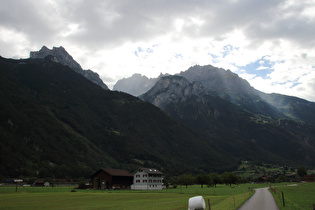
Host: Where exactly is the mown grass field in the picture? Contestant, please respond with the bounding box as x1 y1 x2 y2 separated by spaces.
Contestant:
0 184 262 210
270 182 315 210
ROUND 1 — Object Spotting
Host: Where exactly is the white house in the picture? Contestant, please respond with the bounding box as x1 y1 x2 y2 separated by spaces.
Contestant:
131 168 164 190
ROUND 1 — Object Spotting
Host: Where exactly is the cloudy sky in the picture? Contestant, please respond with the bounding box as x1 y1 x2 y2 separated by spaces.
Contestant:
1 0 315 101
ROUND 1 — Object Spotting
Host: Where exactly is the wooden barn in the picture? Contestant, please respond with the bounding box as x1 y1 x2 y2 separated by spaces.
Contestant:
303 174 315 182
90 169 133 190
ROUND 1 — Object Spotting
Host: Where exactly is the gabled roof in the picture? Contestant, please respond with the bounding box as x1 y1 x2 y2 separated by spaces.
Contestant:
91 169 133 178
134 168 164 175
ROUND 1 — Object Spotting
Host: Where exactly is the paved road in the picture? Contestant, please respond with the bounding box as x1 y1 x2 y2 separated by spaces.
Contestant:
238 187 279 210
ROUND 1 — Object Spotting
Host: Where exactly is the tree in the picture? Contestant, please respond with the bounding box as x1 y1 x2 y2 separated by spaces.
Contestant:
276 175 288 183
221 172 238 187
297 167 307 178
177 174 194 188
209 173 221 187
195 174 210 188
163 176 176 188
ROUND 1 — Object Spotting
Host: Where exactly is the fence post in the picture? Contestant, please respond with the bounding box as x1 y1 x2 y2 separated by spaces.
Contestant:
208 199 211 210
281 191 285 207
312 203 315 210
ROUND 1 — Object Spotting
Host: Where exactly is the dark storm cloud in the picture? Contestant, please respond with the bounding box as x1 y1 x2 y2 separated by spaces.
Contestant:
58 0 315 49
1 0 314 50
61 0 202 47
240 1 315 47
0 0 62 44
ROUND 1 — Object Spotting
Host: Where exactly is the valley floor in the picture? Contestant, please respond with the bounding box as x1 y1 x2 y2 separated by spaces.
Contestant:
1 183 314 209
0 184 258 210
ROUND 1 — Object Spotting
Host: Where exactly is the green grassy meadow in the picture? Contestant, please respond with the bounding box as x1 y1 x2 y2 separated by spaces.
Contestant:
270 182 315 210
0 184 261 210
3 183 314 210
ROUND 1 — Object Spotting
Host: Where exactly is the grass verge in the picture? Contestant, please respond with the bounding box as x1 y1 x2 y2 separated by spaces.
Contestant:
0 184 264 210
269 182 315 210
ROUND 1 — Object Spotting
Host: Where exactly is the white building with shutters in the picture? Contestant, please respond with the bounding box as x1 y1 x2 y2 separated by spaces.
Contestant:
131 168 164 190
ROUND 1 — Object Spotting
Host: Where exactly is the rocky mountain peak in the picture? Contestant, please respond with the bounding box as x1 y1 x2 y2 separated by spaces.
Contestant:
113 73 167 96
40 45 49 51
178 65 254 94
140 75 206 109
30 46 82 71
30 46 108 90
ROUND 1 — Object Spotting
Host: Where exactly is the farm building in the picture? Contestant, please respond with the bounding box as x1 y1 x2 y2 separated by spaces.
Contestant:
303 174 315 182
131 168 164 190
33 180 45 187
90 169 133 190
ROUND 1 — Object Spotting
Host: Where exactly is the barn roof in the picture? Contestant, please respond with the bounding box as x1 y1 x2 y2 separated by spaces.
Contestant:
91 169 133 178
102 169 133 176
134 168 164 175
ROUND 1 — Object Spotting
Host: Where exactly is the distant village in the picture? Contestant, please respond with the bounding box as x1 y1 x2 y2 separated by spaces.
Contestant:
1 162 315 190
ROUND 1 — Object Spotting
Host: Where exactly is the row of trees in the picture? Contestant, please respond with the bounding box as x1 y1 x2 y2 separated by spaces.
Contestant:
167 172 239 188
165 167 309 188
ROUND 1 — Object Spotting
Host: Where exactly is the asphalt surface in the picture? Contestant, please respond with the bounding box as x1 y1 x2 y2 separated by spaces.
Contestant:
238 187 279 210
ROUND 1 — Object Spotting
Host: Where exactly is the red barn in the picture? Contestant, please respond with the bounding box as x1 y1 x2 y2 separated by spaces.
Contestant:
90 169 133 190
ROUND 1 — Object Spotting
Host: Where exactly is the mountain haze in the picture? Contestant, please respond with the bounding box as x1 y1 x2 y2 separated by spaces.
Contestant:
113 73 166 96
177 65 283 117
178 65 315 122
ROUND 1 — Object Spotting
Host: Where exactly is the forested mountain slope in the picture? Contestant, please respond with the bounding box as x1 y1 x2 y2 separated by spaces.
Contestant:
0 56 236 178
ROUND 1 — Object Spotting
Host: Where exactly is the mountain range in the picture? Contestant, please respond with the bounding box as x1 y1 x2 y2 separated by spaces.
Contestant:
1 46 315 179
117 65 315 167
177 65 315 123
116 65 315 123
0 52 235 178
